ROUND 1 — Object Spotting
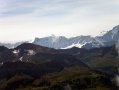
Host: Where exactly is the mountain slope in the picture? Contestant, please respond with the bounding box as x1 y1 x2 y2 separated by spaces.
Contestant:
0 43 93 89
60 45 119 74
0 43 89 79
0 43 118 89
0 42 118 75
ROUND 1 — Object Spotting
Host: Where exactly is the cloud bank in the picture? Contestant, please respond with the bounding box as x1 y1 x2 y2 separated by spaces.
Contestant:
0 0 119 42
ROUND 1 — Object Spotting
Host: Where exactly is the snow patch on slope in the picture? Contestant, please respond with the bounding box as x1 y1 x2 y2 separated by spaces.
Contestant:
19 57 23 61
29 38 36 43
61 43 86 49
0 62 3 66
13 50 20 54
27 50 35 55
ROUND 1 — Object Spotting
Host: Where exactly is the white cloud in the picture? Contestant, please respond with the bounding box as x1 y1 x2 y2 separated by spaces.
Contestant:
0 0 119 42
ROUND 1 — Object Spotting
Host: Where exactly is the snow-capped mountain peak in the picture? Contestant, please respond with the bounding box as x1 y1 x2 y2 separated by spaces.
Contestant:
0 25 119 49
31 25 119 49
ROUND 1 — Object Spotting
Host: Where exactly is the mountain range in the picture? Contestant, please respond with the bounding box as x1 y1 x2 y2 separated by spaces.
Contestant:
0 43 118 89
32 25 119 49
1 25 119 49
0 25 119 89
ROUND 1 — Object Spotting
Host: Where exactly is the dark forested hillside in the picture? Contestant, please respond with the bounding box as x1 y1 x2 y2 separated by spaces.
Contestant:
0 43 118 90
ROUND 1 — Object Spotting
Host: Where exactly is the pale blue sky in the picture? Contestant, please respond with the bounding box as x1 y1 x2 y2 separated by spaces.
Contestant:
0 0 119 43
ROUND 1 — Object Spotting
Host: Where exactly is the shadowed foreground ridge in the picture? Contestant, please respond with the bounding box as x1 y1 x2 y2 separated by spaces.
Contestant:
0 43 118 90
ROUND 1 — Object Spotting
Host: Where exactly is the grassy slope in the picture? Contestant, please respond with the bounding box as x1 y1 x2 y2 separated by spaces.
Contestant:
0 74 33 90
31 66 112 90
0 66 113 90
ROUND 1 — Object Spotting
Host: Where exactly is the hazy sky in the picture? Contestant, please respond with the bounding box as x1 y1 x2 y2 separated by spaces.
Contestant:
0 0 119 43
